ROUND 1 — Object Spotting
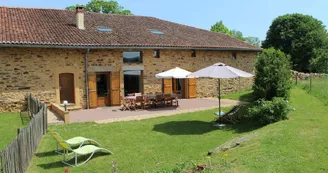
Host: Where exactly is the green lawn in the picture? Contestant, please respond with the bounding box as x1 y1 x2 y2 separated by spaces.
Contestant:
209 88 328 172
27 107 257 173
0 112 25 150
297 77 328 105
27 87 328 172
222 89 256 102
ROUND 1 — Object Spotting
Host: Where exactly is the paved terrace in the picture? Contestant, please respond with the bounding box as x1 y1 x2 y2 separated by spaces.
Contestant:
68 98 240 124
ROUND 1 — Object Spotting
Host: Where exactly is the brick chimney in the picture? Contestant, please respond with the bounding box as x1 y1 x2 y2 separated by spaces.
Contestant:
76 7 85 30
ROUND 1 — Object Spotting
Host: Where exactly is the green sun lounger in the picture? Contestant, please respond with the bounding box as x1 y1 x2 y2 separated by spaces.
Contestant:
52 131 113 166
48 129 101 154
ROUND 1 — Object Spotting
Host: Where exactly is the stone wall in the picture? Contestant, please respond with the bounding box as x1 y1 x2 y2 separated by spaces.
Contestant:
0 48 86 112
143 49 256 97
0 47 257 112
292 70 327 80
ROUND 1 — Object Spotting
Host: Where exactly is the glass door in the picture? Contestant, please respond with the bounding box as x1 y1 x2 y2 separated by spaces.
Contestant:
96 72 110 106
172 79 184 97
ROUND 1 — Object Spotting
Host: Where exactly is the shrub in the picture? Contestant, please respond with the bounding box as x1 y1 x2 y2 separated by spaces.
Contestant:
253 48 292 100
247 97 290 125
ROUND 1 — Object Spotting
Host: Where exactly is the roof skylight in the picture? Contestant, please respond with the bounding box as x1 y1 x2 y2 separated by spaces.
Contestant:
96 26 112 32
148 29 164 35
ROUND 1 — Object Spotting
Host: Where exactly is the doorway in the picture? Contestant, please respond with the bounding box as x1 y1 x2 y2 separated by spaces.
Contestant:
96 72 111 107
172 79 184 96
59 73 75 103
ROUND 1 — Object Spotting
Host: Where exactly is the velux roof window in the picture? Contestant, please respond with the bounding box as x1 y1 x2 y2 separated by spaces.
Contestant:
148 29 164 35
96 26 112 32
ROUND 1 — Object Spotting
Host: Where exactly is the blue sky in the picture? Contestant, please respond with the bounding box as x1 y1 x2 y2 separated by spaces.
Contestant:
1 0 327 40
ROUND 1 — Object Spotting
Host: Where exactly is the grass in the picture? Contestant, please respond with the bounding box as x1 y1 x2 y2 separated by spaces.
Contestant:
27 107 259 173
222 89 256 102
0 112 26 150
208 87 328 172
27 85 328 172
297 77 328 105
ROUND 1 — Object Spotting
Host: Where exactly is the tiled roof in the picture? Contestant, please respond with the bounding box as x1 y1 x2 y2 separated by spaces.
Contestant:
0 7 262 51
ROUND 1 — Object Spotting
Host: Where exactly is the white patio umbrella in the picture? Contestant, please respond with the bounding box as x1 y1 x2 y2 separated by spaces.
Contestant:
155 67 192 79
187 62 254 115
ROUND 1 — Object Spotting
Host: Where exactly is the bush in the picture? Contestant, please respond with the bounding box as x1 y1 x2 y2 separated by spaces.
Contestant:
247 97 290 125
253 48 292 100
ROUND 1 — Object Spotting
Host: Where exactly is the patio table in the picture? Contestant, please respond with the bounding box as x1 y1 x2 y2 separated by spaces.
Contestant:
124 96 136 100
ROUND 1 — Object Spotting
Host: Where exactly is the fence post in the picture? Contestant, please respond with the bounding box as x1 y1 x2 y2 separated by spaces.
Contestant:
310 75 312 91
17 128 21 135
295 73 298 85
27 94 30 117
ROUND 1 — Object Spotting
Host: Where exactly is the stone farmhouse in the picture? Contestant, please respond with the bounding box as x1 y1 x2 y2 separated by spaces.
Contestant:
0 6 262 112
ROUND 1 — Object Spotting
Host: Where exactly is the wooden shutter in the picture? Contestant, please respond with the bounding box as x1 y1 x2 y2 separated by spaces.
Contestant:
188 78 197 98
88 72 97 108
163 78 172 94
111 71 121 106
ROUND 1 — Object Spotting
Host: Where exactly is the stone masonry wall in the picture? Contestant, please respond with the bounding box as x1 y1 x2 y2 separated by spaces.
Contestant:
292 70 327 80
143 49 256 97
0 48 86 112
0 47 257 112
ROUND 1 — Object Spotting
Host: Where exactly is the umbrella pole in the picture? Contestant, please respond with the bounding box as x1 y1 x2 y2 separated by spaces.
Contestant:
219 79 221 115
218 79 221 115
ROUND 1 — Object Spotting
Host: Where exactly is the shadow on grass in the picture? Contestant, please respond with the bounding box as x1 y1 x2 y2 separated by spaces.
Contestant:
239 92 257 102
152 119 264 135
37 152 111 169
153 121 217 135
35 150 58 157
221 120 263 133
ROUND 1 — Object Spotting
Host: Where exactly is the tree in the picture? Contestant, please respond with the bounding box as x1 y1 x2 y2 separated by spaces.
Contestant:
210 20 233 36
245 37 261 47
262 13 328 72
253 48 292 100
66 0 132 15
210 21 261 46
231 30 246 41
310 49 328 73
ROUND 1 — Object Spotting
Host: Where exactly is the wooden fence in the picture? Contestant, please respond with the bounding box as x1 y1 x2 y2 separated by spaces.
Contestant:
0 94 47 173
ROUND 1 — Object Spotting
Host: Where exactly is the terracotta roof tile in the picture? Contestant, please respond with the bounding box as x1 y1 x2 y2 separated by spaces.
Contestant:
0 7 262 51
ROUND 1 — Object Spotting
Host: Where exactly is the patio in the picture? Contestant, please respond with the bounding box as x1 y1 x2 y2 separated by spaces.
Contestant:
69 98 240 123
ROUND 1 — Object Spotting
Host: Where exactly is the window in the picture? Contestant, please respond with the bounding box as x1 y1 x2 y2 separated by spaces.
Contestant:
154 49 160 58
148 29 164 35
191 50 196 57
96 26 112 32
123 51 142 63
124 70 143 95
232 52 237 60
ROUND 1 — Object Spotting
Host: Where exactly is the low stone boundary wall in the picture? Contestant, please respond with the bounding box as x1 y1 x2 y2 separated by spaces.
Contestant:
51 103 70 123
292 70 327 80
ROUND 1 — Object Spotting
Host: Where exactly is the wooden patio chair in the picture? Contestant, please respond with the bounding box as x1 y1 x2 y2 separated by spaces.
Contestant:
143 96 152 109
128 99 137 110
215 104 242 124
163 94 173 107
172 96 179 106
135 96 144 109
121 97 130 111
155 94 164 107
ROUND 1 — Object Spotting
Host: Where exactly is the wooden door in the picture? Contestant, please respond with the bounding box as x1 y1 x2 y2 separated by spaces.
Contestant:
163 78 172 94
188 78 197 98
59 73 75 103
111 71 120 106
88 72 97 108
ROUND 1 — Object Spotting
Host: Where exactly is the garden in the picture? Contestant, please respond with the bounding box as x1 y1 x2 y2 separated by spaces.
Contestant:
0 48 320 172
